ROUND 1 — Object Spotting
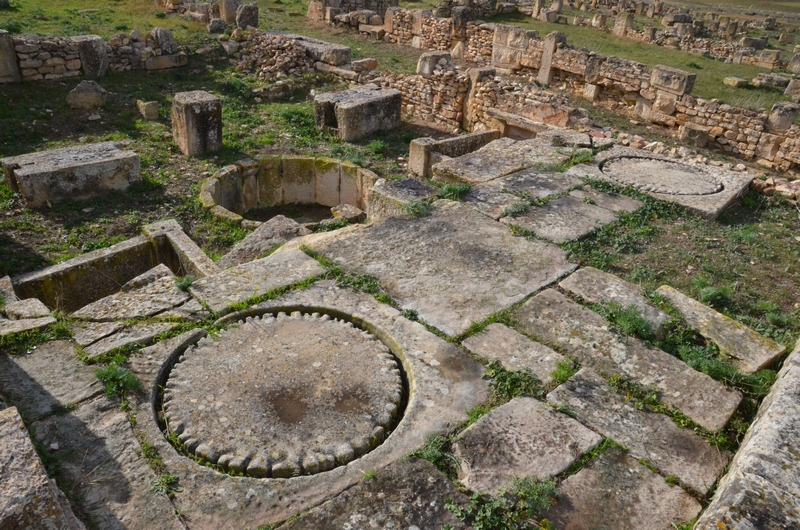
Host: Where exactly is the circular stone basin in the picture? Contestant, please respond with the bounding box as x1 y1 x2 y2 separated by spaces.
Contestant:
163 312 403 478
601 157 724 196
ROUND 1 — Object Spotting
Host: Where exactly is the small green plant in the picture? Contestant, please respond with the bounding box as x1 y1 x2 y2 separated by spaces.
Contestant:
95 364 141 399
485 360 544 404
594 302 655 342
174 276 194 292
698 285 733 309
550 359 578 387
149 474 182 497
686 61 702 70
401 308 418 321
315 218 349 232
502 201 531 218
363 470 376 480
154 11 167 18
439 183 472 201
366 140 388 156
405 200 432 218
408 435 459 477
664 475 680 486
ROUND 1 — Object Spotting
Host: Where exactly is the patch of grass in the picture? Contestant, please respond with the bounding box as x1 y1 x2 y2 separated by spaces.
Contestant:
445 476 559 530
593 301 655 343
363 470 376 480
485 359 544 405
501 201 531 218
302 245 395 305
550 359 578 388
0 315 72 355
315 217 349 232
439 183 472 201
149 474 182 498
405 199 433 218
95 364 141 399
365 140 388 156
174 275 194 292
408 435 459 478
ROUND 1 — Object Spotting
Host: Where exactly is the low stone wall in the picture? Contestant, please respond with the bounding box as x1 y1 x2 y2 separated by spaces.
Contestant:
199 156 379 225
695 340 800 528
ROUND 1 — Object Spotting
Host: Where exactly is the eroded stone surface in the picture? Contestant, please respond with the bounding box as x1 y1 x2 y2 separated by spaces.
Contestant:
569 187 643 213
513 289 742 431
0 407 85 530
189 248 325 313
461 323 567 387
164 312 403 477
501 195 619 244
217 215 311 269
280 458 470 529
547 368 731 494
560 267 670 333
120 263 173 292
32 397 184 530
70 321 125 347
547 448 702 530
462 185 520 219
84 322 176 359
657 285 785 374
0 316 56 337
495 168 581 199
0 340 102 420
5 298 50 320
311 201 576 336
72 275 189 321
454 397 601 494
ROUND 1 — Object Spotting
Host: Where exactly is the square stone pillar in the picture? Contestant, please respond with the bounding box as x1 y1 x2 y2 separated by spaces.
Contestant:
172 91 223 157
0 29 21 83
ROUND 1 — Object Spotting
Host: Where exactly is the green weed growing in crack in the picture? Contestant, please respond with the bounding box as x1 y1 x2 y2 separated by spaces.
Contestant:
150 474 182 498
405 199 432 218
592 302 655 343
559 438 627 478
502 201 531 218
408 434 459 478
445 476 559 530
485 359 544 405
95 364 141 400
549 359 579 388
439 183 472 201
174 275 194 292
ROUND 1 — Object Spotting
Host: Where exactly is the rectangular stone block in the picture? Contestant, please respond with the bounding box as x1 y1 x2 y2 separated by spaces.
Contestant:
314 158 341 208
72 34 108 80
0 141 141 208
339 161 360 208
220 0 243 23
314 86 401 142
145 52 188 70
172 90 222 157
281 156 316 204
0 30 21 83
649 65 696 96
257 156 283 206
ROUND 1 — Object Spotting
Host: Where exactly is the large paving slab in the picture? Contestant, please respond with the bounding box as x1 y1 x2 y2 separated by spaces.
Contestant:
501 195 619 244
217 215 311 269
0 406 86 530
70 321 125 348
189 248 325 313
547 368 731 494
547 447 702 530
0 340 103 420
0 316 56 337
513 289 742 431
71 276 190 321
461 323 567 388
280 457 470 529
32 397 184 530
453 397 601 494
559 267 670 333
494 168 581 199
568 187 644 213
310 201 576 336
657 285 785 374
462 185 520 219
696 340 800 529
84 322 176 359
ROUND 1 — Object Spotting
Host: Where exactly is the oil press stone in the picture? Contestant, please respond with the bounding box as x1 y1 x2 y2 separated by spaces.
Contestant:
163 312 404 477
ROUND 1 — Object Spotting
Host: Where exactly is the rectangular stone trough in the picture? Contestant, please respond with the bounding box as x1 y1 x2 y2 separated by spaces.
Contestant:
0 142 140 208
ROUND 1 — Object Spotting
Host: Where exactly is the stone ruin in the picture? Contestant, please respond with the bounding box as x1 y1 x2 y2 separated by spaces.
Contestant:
313 84 402 141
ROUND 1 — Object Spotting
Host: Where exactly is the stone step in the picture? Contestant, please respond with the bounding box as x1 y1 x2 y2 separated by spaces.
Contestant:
547 447 702 530
546 368 731 494
452 397 602 494
559 266 670 334
0 316 56 338
461 323 568 388
72 275 190 322
656 285 785 374
189 248 326 314
512 289 742 431
501 195 619 244
84 322 176 360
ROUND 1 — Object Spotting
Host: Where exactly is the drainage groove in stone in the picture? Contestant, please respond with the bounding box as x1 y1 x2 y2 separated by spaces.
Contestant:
601 157 724 196
162 311 404 478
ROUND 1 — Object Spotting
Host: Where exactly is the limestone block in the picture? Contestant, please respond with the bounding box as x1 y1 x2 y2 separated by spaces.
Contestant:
0 142 141 208
756 132 784 161
649 65 696 96
0 29 21 83
150 28 178 54
281 156 316 204
788 53 800 75
416 50 450 78
84 322 176 359
653 90 677 114
538 31 566 86
0 275 17 303
339 162 360 207
583 83 600 101
145 52 188 70
137 100 160 120
236 2 258 29
613 13 633 37
172 90 223 156
679 121 711 148
331 204 365 223
767 101 800 133
0 317 56 337
5 298 50 320
66 80 107 109
723 76 749 88
73 35 108 80
785 79 800 103
314 85 401 142
0 407 85 530
314 158 341 208
220 0 242 23
218 215 311 268
366 178 438 221
257 156 282 206
295 37 351 66
71 275 190 321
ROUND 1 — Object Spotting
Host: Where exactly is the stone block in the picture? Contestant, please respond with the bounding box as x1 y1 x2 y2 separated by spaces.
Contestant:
538 31 566 86
66 80 107 110
613 13 633 37
72 35 108 80
331 203 365 223
501 195 618 244
314 85 401 142
314 158 341 208
0 29 21 83
788 53 800 75
416 50 450 78
150 28 178 54
679 121 710 148
281 156 316 204
5 298 50 320
137 100 160 120
0 407 84 530
172 90 223 156
295 37 351 66
785 79 800 103
257 156 282 206
653 90 677 114
723 76 749 88
145 52 188 70
0 142 141 208
767 101 800 133
236 2 258 29
220 0 242 23
366 178 438 221
583 83 600 101
649 65 696 96
218 215 311 268
339 162 360 208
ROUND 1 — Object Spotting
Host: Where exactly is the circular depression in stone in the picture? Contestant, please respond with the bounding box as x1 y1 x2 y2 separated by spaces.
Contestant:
163 312 403 478
601 157 724 196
